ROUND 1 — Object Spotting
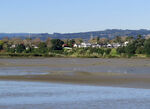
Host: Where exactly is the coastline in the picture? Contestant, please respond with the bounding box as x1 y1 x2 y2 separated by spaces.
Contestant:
0 53 149 59
1 72 150 89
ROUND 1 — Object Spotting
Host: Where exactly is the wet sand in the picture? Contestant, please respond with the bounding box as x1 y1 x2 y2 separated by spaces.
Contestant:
1 71 150 89
1 58 150 89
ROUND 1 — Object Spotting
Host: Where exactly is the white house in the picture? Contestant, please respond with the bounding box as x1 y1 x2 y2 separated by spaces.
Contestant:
80 43 91 48
112 43 121 48
124 41 129 46
73 44 79 48
32 45 38 49
92 44 101 48
10 45 16 48
107 44 112 48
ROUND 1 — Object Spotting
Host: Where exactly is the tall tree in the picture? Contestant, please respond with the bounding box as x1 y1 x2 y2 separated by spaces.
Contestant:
51 39 64 50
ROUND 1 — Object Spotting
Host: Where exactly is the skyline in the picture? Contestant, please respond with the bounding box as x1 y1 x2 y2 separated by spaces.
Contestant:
1 0 150 33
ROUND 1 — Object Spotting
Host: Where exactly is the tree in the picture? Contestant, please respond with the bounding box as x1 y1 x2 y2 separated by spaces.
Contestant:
46 37 52 48
115 36 122 44
74 38 83 44
96 37 100 44
23 38 32 47
16 44 26 53
0 40 4 50
105 48 111 55
144 39 150 54
117 47 126 54
99 38 108 45
10 38 23 45
68 39 75 47
51 39 64 50
126 36 134 42
125 42 136 55
32 38 41 46
38 42 48 53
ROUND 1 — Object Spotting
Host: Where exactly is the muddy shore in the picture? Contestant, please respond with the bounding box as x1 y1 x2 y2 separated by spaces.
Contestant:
1 72 150 89
1 58 150 89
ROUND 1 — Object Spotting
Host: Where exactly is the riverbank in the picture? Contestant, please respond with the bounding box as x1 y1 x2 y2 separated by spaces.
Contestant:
0 53 149 59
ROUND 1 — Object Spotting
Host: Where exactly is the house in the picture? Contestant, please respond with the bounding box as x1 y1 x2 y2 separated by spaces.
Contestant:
112 43 121 48
10 45 16 48
32 45 38 49
124 41 129 46
63 44 72 50
80 42 91 48
92 44 101 48
107 44 112 48
73 44 79 48
62 44 69 47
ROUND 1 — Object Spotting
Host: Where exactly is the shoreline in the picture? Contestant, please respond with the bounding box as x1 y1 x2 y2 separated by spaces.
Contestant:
1 72 150 89
0 53 149 59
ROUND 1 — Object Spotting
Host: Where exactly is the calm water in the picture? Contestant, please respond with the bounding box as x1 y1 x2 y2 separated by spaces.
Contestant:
0 81 150 109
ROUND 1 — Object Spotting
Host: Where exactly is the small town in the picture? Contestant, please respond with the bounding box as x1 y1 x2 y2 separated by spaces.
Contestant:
0 35 150 58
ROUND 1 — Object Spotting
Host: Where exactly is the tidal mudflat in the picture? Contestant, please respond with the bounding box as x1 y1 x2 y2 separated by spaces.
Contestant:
1 58 150 75
1 81 150 109
1 58 150 109
1 58 150 88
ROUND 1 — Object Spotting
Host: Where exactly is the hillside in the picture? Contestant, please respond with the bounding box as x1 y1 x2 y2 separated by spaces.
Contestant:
0 29 150 40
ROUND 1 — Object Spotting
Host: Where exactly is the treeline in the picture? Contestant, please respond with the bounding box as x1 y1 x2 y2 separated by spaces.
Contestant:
116 35 150 57
0 35 150 58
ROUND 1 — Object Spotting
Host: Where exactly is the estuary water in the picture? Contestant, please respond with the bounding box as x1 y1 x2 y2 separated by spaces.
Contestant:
0 81 150 109
1 58 150 109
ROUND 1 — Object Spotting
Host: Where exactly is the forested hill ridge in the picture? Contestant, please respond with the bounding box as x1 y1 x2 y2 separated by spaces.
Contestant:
1 29 150 40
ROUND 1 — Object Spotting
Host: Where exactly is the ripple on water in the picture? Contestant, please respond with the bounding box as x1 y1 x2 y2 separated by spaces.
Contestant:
0 81 150 109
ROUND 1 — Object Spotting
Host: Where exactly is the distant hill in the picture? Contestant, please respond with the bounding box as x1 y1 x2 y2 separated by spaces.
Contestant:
1 29 150 41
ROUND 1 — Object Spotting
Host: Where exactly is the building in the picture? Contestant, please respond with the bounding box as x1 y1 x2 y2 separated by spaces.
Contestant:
80 43 91 48
107 44 112 48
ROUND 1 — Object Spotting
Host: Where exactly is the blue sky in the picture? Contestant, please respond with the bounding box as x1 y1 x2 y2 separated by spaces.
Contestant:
0 0 150 33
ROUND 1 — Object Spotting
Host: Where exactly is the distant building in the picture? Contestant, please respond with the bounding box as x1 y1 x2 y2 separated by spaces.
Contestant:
112 43 121 48
73 44 80 48
32 45 38 49
92 44 101 48
10 45 16 48
107 44 112 48
124 41 129 46
80 43 91 48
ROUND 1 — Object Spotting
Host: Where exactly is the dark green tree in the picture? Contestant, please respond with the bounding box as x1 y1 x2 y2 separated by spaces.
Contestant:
38 42 48 53
144 39 150 55
115 36 122 44
105 48 111 55
125 42 136 55
117 47 126 54
68 39 75 47
0 41 4 50
51 39 64 50
0 45 3 50
16 44 26 53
